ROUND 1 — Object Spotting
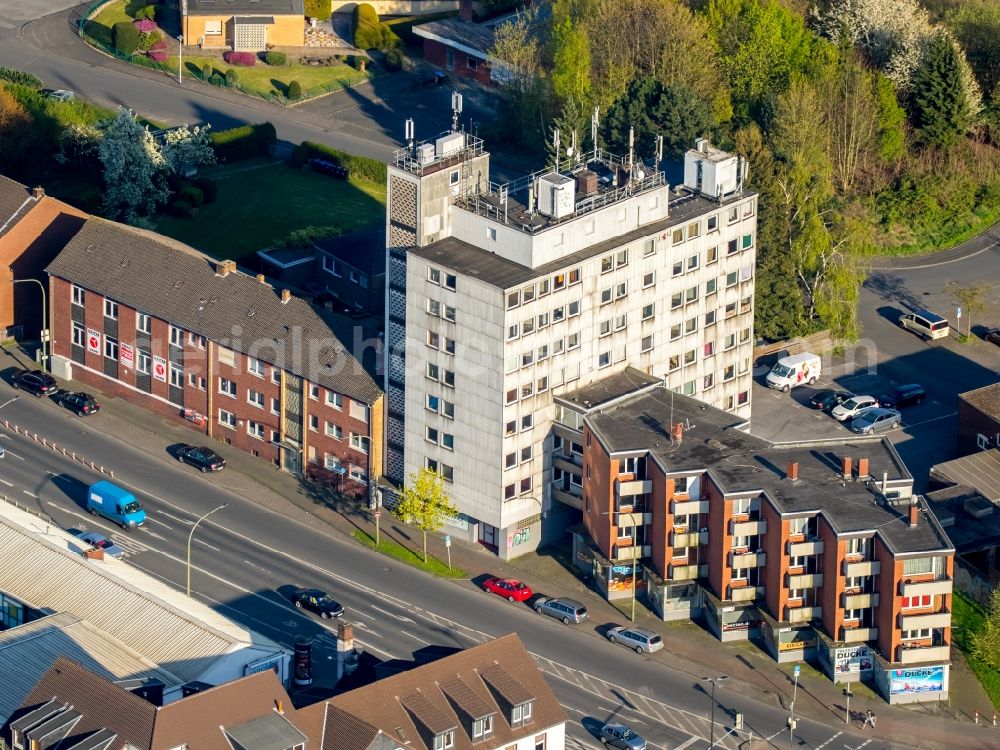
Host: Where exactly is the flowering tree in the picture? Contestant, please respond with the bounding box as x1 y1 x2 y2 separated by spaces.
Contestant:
161 124 217 175
98 107 167 223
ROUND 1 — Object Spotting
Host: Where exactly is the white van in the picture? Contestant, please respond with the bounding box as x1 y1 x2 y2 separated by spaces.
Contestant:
765 352 821 392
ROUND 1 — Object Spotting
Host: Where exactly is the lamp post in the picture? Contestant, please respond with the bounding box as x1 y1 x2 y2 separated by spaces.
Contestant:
186 502 228 595
12 279 48 372
789 663 801 750
178 35 183 84
701 675 729 748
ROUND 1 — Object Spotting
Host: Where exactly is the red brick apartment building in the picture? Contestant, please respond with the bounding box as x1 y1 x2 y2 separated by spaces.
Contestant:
46 218 384 497
562 370 954 704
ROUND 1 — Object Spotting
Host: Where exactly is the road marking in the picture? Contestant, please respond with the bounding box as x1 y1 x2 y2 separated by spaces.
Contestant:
158 509 193 525
370 604 414 622
145 516 173 530
902 411 957 429
400 631 430 644
22 490 37 498
195 538 220 551
243 559 271 574
671 738 699 750
0 20 14 30
816 732 843 749
0 478 12 486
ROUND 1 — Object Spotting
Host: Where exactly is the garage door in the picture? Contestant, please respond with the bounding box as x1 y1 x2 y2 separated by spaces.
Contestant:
233 22 266 51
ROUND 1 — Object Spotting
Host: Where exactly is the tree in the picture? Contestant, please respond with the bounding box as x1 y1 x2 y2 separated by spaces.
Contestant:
0 87 46 181
393 467 458 563
160 123 216 175
490 9 544 146
99 107 167 222
548 14 590 109
912 31 974 148
304 0 331 21
950 1 1000 104
873 72 907 164
546 97 589 169
972 587 1000 670
603 77 713 159
945 279 991 337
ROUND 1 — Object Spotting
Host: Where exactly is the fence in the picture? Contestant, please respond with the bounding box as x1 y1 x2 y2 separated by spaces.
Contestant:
753 330 835 366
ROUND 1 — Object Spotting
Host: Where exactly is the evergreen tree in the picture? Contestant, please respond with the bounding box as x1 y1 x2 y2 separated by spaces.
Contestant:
99 107 167 223
603 78 713 159
912 31 972 148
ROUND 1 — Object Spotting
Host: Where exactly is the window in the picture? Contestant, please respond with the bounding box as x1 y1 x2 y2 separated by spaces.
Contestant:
601 255 614 274
728 238 739 255
472 716 494 739
522 317 535 335
428 300 441 317
136 312 151 334
427 363 440 381
708 215 718 232
521 382 533 398
553 305 565 322
903 557 940 576
427 426 440 445
703 373 714 390
272 367 281 384
683 379 696 395
537 344 549 360
327 391 343 409
443 400 455 420
219 409 236 428
521 446 533 462
978 433 991 450
901 628 932 641
704 341 715 357
643 238 655 256
507 323 520 341
271 397 280 415
443 305 456 322
738 390 749 405
442 433 454 450
643 271 655 288
642 303 655 321
219 378 237 397
537 312 549 329
672 228 684 244
668 354 680 371
507 291 520 309
190 333 206 349
350 434 371 453
600 288 612 305
248 389 265 408
723 365 736 381
671 291 683 309
538 279 550 296
104 336 119 360
103 298 118 319
705 310 717 327
138 349 150 374
248 357 264 377
521 414 533 430
684 349 697 365
247 420 265 440
553 273 566 290
687 222 700 239
326 422 344 440
598 352 611 368
687 254 700 271
725 302 737 318
450 167 461 184
505 420 517 437
505 483 516 500
72 322 85 347
670 323 682 341
433 727 456 748
72 285 85 306
729 206 739 223
567 332 580 349
685 285 698 303
726 271 739 287
706 278 717 295
615 282 627 299
600 319 612 337
505 452 517 470
169 365 183 388
685 316 698 334
724 333 736 349
743 233 754 249
323 255 341 276
169 326 183 347
641 335 653 352
706 245 718 264
511 702 534 727
443 369 455 387
520 477 532 494
205 19 222 34
569 268 581 285
740 327 752 343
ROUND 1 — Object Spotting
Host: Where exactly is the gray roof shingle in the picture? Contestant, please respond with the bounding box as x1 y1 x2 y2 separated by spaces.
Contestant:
46 218 382 404
184 0 304 15
0 174 37 237
960 382 1000 420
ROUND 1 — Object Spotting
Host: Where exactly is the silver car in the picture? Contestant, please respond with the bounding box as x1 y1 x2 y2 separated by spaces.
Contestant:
599 723 647 750
72 530 126 559
850 407 901 435
534 596 589 624
606 626 664 653
831 395 878 422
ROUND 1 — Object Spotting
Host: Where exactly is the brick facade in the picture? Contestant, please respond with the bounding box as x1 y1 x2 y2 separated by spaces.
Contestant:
422 39 493 85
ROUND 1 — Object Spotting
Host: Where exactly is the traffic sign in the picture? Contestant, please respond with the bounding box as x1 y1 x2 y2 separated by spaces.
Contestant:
793 664 801 677
444 534 452 547
957 307 962 318
374 509 381 519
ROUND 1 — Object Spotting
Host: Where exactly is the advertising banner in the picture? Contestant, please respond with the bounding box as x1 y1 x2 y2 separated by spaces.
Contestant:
889 666 945 695
86 328 101 355
153 355 167 382
120 343 135 370
835 645 874 674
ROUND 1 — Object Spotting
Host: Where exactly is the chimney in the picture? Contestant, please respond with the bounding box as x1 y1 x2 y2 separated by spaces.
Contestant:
276 699 284 715
216 259 236 277
857 457 870 480
672 422 683 445
787 461 799 481
83 547 105 561
32 186 45 199
257 273 266 283
281 288 292 304
458 0 473 21
909 499 920 528
336 621 357 683
841 456 852 480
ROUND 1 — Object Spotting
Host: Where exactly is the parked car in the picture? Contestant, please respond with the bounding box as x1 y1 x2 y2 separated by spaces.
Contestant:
765 352 821 391
850 408 902 435
831 395 879 422
809 390 852 411
877 384 926 409
898 309 950 340
71 530 125 559
58 391 100 416
483 577 533 602
606 626 663 654
984 328 1000 346
47 89 75 102
12 369 58 397
291 588 344 619
533 596 589 624
176 445 226 472
599 723 647 750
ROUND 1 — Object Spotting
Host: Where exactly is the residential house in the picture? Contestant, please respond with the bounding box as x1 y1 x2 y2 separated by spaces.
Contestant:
181 0 305 51
46 217 383 498
957 382 1000 455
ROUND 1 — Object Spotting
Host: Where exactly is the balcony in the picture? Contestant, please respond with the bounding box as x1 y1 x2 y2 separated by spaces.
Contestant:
787 606 822 623
730 519 766 537
898 644 951 664
787 539 824 556
899 577 953 598
842 592 879 609
672 529 708 548
672 499 709 515
787 573 823 589
842 559 880 577
899 610 952 630
552 486 583 510
616 511 651 528
668 563 705 581
729 551 765 569
842 626 878 643
616 478 652 497
728 585 764 602
613 544 651 561
553 454 582 474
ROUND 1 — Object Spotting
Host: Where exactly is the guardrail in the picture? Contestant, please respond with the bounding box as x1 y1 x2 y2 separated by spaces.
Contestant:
0 492 54 524
4 419 115 478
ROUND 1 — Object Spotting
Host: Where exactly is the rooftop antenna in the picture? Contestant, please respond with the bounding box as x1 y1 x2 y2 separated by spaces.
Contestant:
591 106 600 160
405 117 414 153
451 91 463 133
654 134 663 177
553 126 561 171
568 129 577 168
628 126 635 191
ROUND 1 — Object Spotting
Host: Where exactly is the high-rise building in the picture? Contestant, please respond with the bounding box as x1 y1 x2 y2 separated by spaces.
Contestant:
385 128 757 557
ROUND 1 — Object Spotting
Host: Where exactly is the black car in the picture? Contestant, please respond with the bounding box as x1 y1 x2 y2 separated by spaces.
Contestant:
176 445 227 472
809 390 853 411
291 588 344 619
12 369 58 397
878 383 926 409
58 391 100 416
985 328 1000 346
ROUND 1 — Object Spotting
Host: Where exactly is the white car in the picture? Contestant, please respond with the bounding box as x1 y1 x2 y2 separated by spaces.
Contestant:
48 89 75 102
831 395 878 422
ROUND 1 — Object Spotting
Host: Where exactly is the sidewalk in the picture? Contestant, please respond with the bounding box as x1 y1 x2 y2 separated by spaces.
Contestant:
6 346 999 750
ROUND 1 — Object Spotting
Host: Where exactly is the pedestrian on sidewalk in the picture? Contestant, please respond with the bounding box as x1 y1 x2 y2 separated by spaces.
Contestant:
863 709 876 729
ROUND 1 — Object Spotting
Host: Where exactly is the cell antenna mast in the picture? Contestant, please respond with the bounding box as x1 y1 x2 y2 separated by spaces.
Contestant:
451 92 463 133
568 129 577 165
628 126 635 181
591 106 600 159
405 118 414 152
654 134 663 175
553 127 560 171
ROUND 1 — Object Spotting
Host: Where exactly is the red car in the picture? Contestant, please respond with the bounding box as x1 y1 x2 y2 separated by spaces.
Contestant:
483 577 533 602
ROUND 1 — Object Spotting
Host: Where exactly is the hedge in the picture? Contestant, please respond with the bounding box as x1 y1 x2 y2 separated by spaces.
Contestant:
287 80 302 100
179 185 204 206
0 67 42 89
112 21 141 55
210 122 277 161
292 141 386 185
224 50 257 66
265 51 288 66
193 177 218 204
352 3 382 50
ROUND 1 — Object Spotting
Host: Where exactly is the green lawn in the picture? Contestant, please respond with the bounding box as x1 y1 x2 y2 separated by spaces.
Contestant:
952 590 1000 711
181 56 371 99
352 529 465 578
85 0 133 50
153 159 386 259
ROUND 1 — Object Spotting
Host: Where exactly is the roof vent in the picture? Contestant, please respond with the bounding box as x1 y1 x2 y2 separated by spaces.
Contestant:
281 288 291 304
120 259 129 267
174 280 183 289
32 186 45 199
247 308 255 317
216 259 237 277
85 244 95 253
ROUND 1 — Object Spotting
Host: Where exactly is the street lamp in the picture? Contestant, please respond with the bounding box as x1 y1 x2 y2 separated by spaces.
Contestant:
178 35 183 84
186 502 228 595
12 279 48 372
701 675 729 748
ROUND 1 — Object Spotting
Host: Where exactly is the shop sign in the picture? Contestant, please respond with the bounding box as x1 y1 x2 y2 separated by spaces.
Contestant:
120 343 134 370
86 328 101 354
779 638 816 652
834 645 874 674
889 666 944 695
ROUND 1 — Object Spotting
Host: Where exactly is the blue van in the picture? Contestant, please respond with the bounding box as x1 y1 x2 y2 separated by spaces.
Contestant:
87 480 147 530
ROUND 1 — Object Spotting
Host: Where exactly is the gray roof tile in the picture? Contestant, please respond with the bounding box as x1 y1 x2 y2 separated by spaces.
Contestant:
0 174 36 237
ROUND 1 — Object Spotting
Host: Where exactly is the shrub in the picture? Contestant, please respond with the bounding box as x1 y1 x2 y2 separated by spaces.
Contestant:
291 141 386 185
178 185 204 206
133 18 158 33
168 200 196 218
224 68 240 87
352 3 382 49
304 0 331 21
223 50 257 66
201 63 212 80
147 49 168 63
149 39 167 52
265 50 287 66
137 30 161 52
139 4 156 19
211 122 277 161
209 72 225 86
0 67 42 89
379 24 402 51
193 178 218 203
287 80 302 100
112 21 141 55
276 225 342 248
384 47 403 71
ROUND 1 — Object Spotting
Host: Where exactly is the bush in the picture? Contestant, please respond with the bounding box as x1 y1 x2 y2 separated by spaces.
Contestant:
167 200 196 218
291 141 386 185
133 18 158 33
201 63 212 80
224 68 240 87
304 0 331 21
265 50 287 66
223 50 257 66
137 4 156 19
211 122 277 161
0 67 42 89
147 49 168 62
276 225 342 248
384 47 403 71
137 29 161 52
209 72 225 86
193 178 218 204
112 21 141 55
287 80 302 100
352 3 382 49
178 185 204 206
